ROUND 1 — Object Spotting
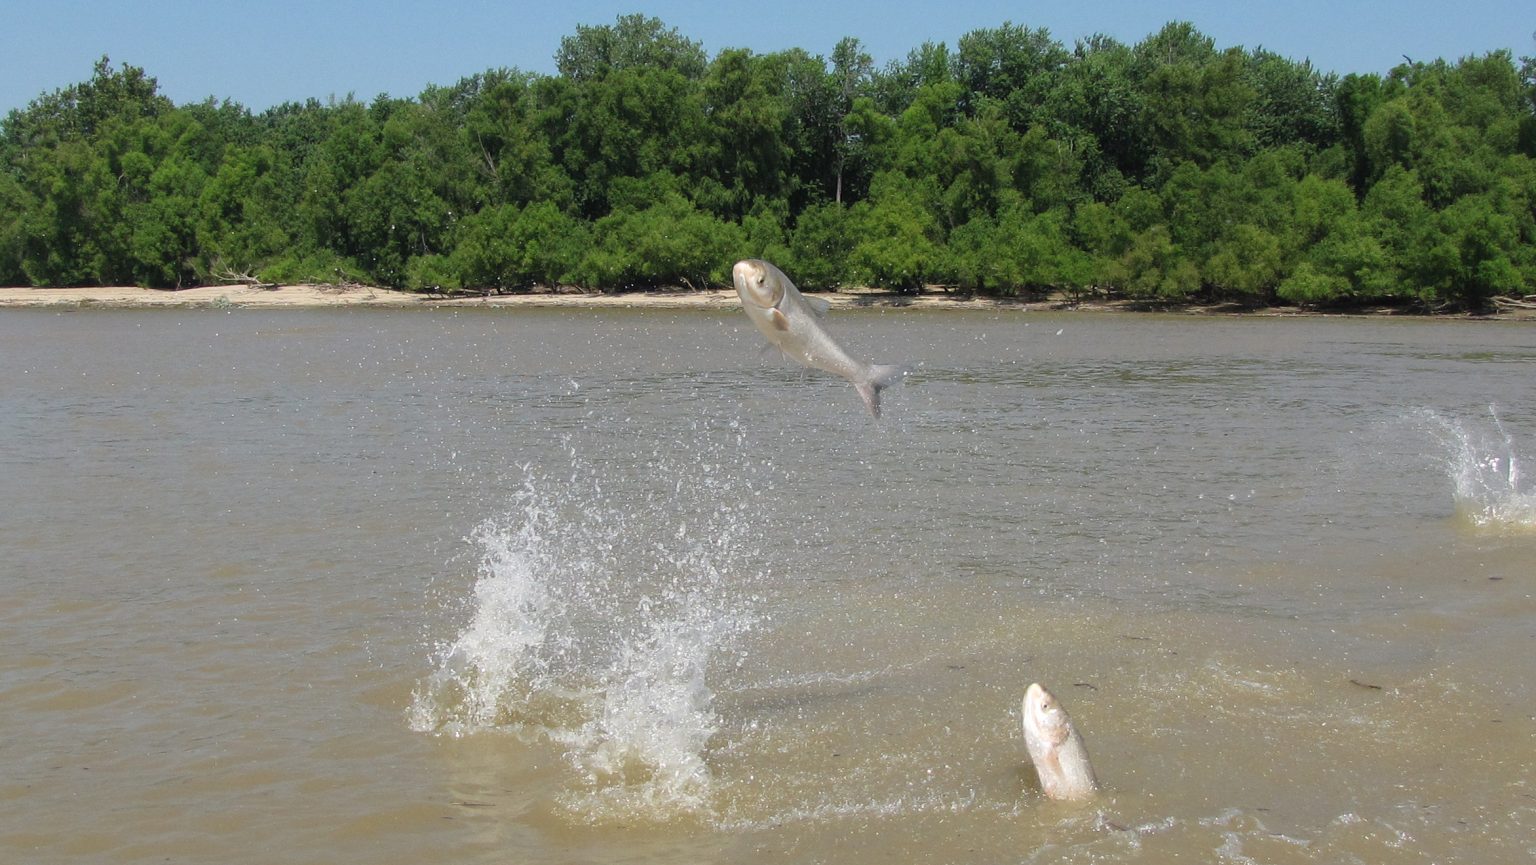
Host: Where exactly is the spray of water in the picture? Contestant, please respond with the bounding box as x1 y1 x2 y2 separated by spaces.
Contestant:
1421 406 1536 531
409 438 771 821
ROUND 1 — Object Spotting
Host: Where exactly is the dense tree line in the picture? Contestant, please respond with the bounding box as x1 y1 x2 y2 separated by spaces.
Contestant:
3 15 1534 309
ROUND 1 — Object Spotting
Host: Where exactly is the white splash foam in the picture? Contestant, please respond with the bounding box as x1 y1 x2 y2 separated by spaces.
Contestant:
557 606 726 819
407 507 555 735
410 442 769 820
1422 406 1536 531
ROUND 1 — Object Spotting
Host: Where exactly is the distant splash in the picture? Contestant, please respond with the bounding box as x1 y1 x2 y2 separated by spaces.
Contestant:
409 441 771 821
1421 406 1536 531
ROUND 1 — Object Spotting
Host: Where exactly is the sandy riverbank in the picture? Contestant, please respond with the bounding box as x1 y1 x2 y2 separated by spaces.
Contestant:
2 283 1530 318
0 283 1095 311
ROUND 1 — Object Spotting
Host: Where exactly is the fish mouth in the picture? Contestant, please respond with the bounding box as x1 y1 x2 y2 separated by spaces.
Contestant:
732 259 781 308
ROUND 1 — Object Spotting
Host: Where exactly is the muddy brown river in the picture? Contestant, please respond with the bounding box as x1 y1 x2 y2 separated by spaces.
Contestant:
2 307 1533 863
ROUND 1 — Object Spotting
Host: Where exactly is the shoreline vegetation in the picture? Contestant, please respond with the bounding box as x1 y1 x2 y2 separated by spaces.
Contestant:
4 282 1534 319
3 15 1534 312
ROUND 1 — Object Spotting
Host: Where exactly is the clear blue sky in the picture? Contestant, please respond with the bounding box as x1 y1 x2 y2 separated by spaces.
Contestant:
2 1 1531 115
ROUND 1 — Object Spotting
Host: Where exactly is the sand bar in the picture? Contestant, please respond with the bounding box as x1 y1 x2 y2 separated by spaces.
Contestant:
0 283 1062 311
2 283 1530 318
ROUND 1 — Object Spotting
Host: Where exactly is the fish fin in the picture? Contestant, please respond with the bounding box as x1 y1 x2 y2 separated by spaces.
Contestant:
854 363 907 419
768 308 791 331
804 295 831 319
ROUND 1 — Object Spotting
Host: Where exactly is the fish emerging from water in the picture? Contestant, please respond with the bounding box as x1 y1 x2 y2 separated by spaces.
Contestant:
1022 682 1099 801
731 259 904 417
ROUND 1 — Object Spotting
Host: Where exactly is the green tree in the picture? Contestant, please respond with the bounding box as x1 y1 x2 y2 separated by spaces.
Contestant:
1012 123 1084 212
1363 97 1418 183
849 172 943 290
2 19 1531 307
695 48 792 219
451 200 588 289
197 144 292 276
954 23 1070 130
0 170 33 284
453 69 573 209
1070 199 1134 289
785 201 856 288
1204 223 1284 300
576 191 742 289
1334 72 1389 191
1050 34 1147 191
773 47 847 210
1419 194 1526 308
1 56 171 149
1120 224 1200 300
950 205 1092 295
1273 172 1397 304
830 37 876 204
13 139 118 284
339 94 479 286
294 98 383 263
4 57 181 285
1133 23 1257 172
117 114 211 286
945 213 999 291
739 197 792 263
1361 165 1432 295
538 65 704 219
1246 50 1339 150
555 14 707 82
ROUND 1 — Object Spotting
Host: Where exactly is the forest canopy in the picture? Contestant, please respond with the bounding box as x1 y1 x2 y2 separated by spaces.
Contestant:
2 15 1534 310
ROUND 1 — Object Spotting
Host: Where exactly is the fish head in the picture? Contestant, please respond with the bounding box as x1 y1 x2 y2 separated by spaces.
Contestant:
1023 682 1071 747
733 259 784 309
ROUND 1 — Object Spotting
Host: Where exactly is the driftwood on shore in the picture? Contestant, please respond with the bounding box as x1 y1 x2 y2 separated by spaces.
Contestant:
214 268 279 290
1493 295 1536 311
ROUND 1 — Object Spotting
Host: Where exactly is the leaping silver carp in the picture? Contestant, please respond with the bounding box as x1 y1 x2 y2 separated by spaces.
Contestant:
732 259 904 418
1022 682 1099 801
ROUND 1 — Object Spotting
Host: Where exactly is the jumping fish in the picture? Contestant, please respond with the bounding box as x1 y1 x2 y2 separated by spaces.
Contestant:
1022 682 1099 801
731 259 904 417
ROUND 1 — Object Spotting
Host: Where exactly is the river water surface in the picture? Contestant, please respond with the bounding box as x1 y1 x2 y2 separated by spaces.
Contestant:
2 307 1534 863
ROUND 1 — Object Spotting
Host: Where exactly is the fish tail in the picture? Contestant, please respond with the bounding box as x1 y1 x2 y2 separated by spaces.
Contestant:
856 364 907 418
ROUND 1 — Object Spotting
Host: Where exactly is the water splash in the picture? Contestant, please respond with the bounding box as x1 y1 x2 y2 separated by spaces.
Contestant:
409 440 771 820
1422 406 1536 531
557 605 726 818
405 506 555 734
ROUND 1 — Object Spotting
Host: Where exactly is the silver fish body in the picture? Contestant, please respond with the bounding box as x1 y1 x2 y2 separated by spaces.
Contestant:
731 259 903 417
1022 682 1099 801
